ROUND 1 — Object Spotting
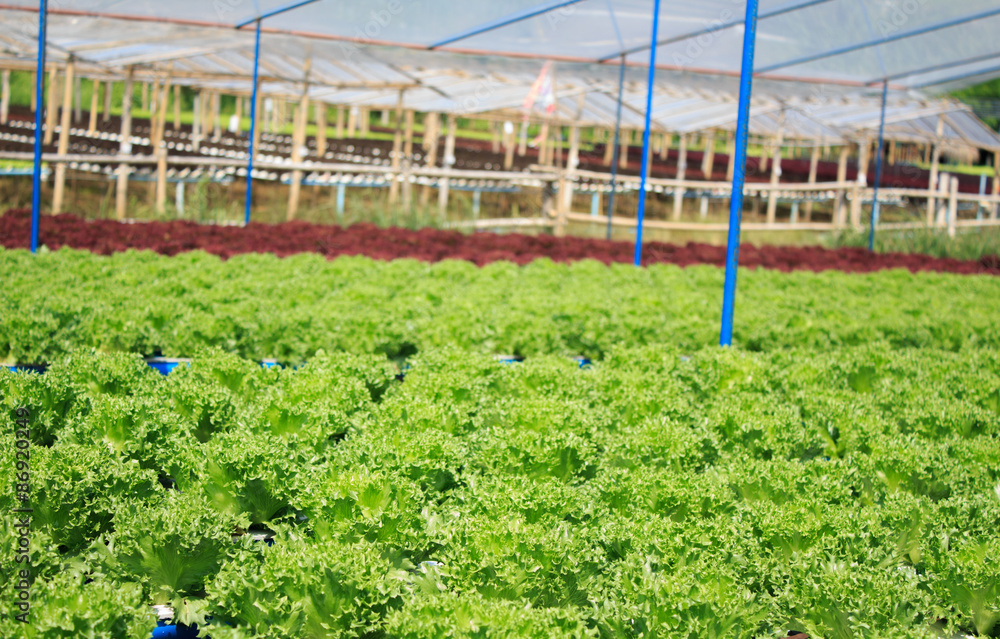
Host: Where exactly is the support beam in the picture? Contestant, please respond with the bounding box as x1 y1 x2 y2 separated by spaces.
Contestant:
556 123 580 237
633 0 662 267
30 71 37 114
211 92 221 140
402 109 415 209
73 74 81 124
947 175 958 237
851 137 870 229
244 19 262 226
51 60 73 214
347 105 357 137
30 1 48 253
438 114 456 219
87 78 99 134
503 120 515 170
115 66 135 221
672 133 687 220
335 105 344 138
518 120 528 156
603 128 615 166
618 128 629 169
103 80 112 123
140 81 148 112
867 80 888 251
539 121 550 165
726 131 736 182
421 112 441 206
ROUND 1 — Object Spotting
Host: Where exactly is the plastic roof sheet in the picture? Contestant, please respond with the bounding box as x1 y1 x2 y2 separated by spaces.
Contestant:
0 2 997 149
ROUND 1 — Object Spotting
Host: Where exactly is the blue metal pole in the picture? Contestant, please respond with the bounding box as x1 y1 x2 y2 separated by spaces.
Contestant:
867 79 888 252
606 54 625 241
30 0 48 253
632 0 661 266
244 19 261 226
719 0 760 347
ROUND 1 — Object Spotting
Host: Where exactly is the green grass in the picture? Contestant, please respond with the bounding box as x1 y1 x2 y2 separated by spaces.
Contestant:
826 227 1000 261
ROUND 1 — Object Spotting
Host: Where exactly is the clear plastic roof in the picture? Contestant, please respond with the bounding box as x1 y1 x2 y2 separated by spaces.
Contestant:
0 1 997 148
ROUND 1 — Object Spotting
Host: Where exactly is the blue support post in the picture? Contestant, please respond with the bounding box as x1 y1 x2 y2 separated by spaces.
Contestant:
590 191 600 216
606 54 626 240
719 0 760 347
244 19 262 226
632 0 661 266
30 0 48 253
336 183 346 220
867 79 888 252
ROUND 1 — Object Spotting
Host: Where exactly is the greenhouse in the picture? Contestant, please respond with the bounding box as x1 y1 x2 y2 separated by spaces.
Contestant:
1 1 1000 638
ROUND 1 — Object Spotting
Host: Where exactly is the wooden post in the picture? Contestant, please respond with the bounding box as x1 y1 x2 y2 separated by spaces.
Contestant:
115 66 135 220
30 71 37 113
44 65 58 145
287 66 310 222
503 120 515 170
834 144 850 227
603 128 615 166
150 69 171 150
491 119 501 153
673 133 687 220
149 78 159 119
388 92 404 204
103 80 112 123
73 75 81 123
851 138 870 229
420 112 440 206
555 124 580 236
993 150 999 220
1 69 10 125
766 119 785 225
192 92 202 150
211 92 221 140
618 128 629 169
250 79 261 164
804 142 820 221
888 139 897 165
173 85 181 129
315 102 327 156
140 81 149 112
87 79 99 134
701 129 716 179
402 109 415 209
335 106 344 138
658 133 669 160
155 148 168 213
360 106 370 136
438 114 456 219
347 106 357 137
553 125 563 167
927 114 945 225
725 131 736 182
52 60 75 214
153 72 171 213
947 174 958 237
539 122 550 165
518 120 528 157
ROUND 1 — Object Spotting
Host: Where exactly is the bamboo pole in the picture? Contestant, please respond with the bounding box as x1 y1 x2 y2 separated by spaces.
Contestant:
44 66 58 145
539 122 550 165
347 106 357 137
335 105 344 138
1 69 10 125
438 114 456 218
672 133 688 220
658 133 669 160
315 102 327 156
725 131 736 182
518 120 528 157
388 92 404 204
155 148 168 213
192 92 202 150
153 72 171 213
250 79 261 165
603 128 615 166
804 142 820 221
52 61 75 214
140 81 149 112
211 92 221 140
555 123 580 237
115 66 135 220
87 79 99 134
927 114 944 224
149 78 159 120
491 120 501 153
30 71 37 113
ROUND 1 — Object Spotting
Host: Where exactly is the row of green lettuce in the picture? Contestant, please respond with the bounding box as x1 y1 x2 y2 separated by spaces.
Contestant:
1 345 999 638
2 247 999 365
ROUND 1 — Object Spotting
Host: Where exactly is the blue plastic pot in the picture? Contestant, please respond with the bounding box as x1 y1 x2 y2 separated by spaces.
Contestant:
145 358 192 375
573 357 592 368
260 359 281 369
152 622 199 639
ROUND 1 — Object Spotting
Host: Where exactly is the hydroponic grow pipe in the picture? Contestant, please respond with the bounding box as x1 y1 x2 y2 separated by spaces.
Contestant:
719 0 760 347
632 0 661 267
868 79 888 252
244 18 261 227
30 0 47 253
606 54 625 241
